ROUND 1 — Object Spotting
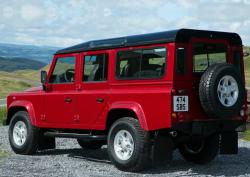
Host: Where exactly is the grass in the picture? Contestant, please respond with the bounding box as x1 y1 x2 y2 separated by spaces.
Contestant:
0 107 6 125
0 150 8 159
242 129 250 141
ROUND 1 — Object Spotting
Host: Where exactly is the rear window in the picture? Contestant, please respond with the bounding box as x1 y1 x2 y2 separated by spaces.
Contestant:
193 43 227 73
116 47 166 79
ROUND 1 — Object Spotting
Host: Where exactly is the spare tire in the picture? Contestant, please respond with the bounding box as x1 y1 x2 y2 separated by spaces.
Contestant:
199 63 244 118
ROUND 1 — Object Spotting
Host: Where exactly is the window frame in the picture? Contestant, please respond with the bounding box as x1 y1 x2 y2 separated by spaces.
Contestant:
48 56 77 85
175 47 186 75
82 53 109 83
192 42 229 74
115 46 167 81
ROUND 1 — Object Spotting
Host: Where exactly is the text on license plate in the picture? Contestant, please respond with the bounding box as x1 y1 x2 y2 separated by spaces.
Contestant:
173 96 188 112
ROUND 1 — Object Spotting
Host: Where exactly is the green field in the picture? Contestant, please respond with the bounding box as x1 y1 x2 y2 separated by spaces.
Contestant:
0 107 6 125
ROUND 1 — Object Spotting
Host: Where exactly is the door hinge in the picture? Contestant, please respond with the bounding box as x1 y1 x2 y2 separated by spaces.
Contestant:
73 114 80 122
41 114 46 121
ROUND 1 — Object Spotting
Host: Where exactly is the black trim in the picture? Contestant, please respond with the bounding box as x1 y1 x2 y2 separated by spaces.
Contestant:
56 29 242 54
172 119 245 136
44 132 107 140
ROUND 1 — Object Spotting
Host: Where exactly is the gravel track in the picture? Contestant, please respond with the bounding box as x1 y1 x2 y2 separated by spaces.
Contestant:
1 126 250 177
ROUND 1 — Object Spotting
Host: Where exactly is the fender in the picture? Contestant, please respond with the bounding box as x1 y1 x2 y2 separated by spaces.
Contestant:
8 100 36 125
108 101 149 130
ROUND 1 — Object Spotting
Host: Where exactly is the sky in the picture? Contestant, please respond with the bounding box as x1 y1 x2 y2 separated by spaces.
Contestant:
0 0 250 47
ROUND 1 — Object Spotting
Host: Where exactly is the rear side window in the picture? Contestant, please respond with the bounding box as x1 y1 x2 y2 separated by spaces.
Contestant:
233 51 241 71
193 43 227 73
83 54 108 82
176 48 186 74
116 47 166 79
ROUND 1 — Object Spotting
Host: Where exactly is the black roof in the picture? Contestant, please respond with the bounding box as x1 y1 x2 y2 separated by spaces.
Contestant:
56 28 242 54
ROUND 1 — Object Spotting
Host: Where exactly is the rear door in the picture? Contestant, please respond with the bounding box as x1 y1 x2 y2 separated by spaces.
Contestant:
174 39 230 119
76 50 110 129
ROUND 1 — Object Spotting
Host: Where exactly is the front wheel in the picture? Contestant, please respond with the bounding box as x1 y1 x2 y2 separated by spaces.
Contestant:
8 111 39 155
178 134 219 164
107 117 151 172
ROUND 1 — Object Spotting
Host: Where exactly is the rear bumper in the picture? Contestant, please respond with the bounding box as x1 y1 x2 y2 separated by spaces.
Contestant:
172 119 245 136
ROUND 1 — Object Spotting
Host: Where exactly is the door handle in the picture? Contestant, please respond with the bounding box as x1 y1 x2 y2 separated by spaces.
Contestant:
96 98 104 103
65 98 72 103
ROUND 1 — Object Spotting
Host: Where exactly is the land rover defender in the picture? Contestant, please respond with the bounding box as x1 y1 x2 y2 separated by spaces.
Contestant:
5 29 248 172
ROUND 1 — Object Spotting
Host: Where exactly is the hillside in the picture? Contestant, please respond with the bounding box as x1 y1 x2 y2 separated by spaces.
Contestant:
0 43 58 64
0 57 46 72
0 66 49 98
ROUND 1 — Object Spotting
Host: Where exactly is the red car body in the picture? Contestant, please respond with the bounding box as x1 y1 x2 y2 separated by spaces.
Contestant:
6 32 247 131
5 29 248 171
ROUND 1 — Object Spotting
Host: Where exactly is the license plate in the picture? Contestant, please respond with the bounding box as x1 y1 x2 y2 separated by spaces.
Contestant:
173 96 188 112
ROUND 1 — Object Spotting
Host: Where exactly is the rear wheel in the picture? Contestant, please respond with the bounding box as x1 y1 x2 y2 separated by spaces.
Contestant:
9 111 39 155
107 117 151 172
77 139 103 149
178 134 219 164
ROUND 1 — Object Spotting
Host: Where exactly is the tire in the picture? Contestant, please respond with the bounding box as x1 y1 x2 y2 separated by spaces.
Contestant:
8 111 39 155
178 134 219 164
107 117 151 172
199 63 244 118
77 139 103 150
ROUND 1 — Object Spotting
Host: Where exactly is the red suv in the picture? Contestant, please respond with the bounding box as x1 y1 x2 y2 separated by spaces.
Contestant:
5 29 248 172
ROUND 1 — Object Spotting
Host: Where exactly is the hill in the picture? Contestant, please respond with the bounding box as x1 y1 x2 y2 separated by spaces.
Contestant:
0 43 59 64
0 66 50 98
0 57 46 72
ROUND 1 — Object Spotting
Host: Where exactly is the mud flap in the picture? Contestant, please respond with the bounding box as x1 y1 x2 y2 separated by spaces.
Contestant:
152 135 174 165
220 132 238 154
38 135 56 150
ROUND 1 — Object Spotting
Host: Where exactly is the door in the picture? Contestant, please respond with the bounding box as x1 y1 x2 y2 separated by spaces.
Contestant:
44 54 78 128
76 51 109 129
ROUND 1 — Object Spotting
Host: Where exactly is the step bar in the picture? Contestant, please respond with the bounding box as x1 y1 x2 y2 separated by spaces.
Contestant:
44 132 107 141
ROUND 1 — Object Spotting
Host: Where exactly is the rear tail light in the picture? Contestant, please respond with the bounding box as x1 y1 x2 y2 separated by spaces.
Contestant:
177 112 185 120
171 112 187 122
171 113 177 119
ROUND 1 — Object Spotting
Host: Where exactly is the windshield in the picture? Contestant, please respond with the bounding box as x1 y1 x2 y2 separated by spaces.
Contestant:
193 43 227 73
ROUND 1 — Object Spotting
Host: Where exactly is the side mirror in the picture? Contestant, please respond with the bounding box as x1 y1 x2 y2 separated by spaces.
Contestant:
41 70 47 84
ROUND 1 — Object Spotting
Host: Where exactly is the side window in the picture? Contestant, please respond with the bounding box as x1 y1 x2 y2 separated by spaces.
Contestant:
116 47 166 79
233 51 241 71
49 57 75 84
176 48 186 74
83 54 108 82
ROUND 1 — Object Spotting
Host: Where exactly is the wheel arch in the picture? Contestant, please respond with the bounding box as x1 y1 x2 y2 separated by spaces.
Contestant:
7 100 36 125
106 102 148 131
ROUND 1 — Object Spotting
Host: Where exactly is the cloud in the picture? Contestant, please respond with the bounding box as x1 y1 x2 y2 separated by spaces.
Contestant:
0 0 249 47
20 4 44 21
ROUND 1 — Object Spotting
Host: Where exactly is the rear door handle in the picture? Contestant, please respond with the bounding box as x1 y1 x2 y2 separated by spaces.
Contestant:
96 98 104 103
65 98 72 103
